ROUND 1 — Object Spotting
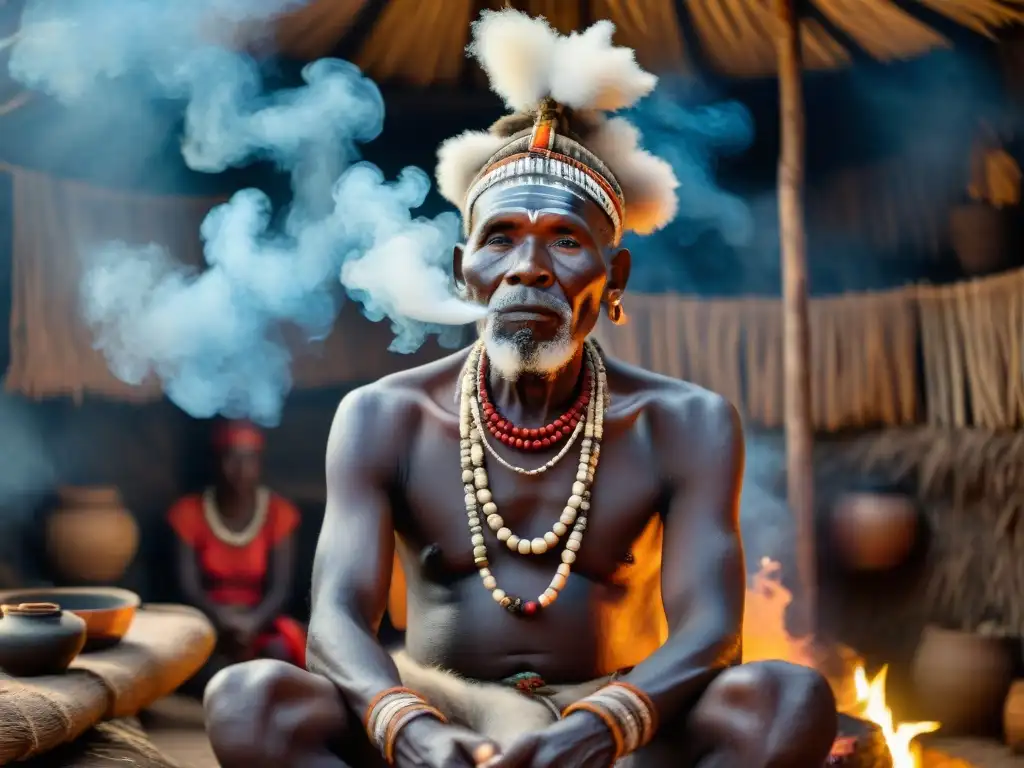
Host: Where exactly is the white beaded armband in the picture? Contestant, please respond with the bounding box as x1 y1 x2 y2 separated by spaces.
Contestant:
364 687 447 765
562 681 658 758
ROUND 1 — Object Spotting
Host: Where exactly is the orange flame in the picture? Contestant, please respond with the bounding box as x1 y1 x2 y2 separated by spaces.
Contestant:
852 665 939 768
743 558 940 766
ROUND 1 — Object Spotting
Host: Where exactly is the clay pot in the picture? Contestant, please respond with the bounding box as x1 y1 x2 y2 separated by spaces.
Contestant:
831 492 919 572
0 602 87 676
949 203 1015 276
1005 680 1024 751
46 486 139 584
911 625 1015 735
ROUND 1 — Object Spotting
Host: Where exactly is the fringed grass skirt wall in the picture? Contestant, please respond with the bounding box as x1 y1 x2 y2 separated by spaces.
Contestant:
594 268 1024 431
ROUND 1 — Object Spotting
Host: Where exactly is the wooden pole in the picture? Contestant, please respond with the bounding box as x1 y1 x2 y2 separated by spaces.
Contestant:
774 0 816 637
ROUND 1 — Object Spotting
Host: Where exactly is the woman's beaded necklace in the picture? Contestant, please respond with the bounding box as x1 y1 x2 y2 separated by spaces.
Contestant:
202 486 270 547
458 339 608 616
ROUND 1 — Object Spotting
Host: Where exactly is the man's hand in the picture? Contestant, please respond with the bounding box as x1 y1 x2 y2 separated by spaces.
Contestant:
393 715 500 768
483 712 616 768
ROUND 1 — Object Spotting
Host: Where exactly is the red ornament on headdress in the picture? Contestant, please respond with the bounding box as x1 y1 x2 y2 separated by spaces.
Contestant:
212 420 264 452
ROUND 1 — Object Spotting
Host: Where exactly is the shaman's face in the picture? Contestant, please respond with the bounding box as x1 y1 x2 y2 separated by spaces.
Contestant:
455 183 620 380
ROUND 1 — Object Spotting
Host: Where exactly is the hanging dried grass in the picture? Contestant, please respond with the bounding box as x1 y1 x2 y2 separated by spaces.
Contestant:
914 269 1024 429
598 284 920 430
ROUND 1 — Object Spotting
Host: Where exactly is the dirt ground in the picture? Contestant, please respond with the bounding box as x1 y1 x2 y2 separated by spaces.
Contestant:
926 738 1024 768
140 697 219 768
138 697 1024 768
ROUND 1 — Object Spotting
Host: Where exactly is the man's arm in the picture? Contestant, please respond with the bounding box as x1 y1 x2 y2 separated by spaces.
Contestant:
617 391 746 724
306 386 407 717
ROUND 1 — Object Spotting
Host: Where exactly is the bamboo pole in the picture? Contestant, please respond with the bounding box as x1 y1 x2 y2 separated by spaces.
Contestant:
774 0 816 636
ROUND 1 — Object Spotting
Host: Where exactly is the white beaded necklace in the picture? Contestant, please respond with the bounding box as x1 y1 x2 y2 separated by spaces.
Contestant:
459 339 608 616
202 486 270 547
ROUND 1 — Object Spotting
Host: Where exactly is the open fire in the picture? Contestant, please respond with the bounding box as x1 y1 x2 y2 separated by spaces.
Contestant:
743 558 940 767
853 665 940 768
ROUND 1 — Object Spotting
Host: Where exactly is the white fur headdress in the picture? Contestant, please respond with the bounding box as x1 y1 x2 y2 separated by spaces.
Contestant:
435 10 679 242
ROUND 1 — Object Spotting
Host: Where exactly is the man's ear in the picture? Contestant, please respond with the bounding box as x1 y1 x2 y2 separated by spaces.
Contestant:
452 243 467 292
607 247 631 297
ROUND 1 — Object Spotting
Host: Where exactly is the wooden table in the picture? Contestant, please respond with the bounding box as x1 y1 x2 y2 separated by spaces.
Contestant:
0 604 214 765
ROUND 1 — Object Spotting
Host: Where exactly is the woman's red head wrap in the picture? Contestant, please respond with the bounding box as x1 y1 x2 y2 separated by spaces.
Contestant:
212 420 264 453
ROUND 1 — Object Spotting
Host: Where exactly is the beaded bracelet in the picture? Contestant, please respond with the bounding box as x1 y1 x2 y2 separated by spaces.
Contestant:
606 681 659 743
364 686 448 764
384 703 447 764
562 681 658 758
364 687 419 731
562 699 626 758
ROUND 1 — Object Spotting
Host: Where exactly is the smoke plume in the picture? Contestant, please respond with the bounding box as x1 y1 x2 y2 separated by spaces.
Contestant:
622 80 755 291
7 0 483 425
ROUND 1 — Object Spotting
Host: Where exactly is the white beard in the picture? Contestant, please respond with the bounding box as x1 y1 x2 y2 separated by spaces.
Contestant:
482 322 576 381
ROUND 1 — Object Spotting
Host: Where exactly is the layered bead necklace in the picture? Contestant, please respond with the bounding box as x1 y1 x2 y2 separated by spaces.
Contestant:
202 486 270 547
478 353 591 451
458 339 607 616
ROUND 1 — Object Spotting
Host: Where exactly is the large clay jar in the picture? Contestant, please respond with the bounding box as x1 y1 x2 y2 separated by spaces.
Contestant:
1004 680 1024 751
0 602 87 676
831 492 919 572
911 625 1015 735
46 486 139 584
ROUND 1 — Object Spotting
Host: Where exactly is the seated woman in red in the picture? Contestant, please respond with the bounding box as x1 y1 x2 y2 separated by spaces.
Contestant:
169 420 305 693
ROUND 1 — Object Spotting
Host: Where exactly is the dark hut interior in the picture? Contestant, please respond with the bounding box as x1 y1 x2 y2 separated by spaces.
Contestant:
0 0 1023 765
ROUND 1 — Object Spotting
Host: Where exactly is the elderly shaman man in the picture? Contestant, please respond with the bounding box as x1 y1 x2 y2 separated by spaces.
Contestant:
204 10 838 768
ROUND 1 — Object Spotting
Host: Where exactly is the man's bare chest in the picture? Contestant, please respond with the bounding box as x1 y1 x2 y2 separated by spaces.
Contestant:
396 412 664 582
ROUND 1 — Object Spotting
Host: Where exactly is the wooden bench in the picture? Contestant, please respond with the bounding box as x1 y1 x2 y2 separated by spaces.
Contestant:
0 604 215 766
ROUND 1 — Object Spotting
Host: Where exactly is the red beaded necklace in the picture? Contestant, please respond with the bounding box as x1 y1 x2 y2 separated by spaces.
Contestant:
477 355 591 451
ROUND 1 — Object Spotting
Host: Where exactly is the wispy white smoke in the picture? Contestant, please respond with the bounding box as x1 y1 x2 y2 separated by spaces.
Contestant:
625 83 754 248
7 0 483 425
621 82 755 293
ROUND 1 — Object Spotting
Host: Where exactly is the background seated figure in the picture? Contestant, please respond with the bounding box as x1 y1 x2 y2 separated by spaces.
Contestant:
204 11 838 768
169 420 304 694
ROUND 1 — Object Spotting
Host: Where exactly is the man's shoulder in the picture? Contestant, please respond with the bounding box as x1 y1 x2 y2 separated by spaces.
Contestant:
326 348 470 468
610 357 739 432
608 358 743 477
334 347 470 420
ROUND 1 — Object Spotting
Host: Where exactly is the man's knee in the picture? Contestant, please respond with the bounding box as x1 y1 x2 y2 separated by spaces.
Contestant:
712 661 834 714
694 661 837 764
205 659 347 767
755 661 836 728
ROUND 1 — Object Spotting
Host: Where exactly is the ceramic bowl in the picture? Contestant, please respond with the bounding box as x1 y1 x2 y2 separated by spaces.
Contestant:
0 587 140 651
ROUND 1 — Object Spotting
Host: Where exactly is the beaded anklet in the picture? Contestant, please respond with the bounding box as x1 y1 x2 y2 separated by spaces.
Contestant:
562 681 658 759
365 687 448 765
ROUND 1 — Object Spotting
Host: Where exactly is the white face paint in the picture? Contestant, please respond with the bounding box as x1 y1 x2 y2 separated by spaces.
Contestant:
468 184 613 381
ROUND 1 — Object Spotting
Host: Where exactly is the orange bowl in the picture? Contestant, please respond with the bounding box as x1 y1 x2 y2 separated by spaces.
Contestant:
0 587 140 651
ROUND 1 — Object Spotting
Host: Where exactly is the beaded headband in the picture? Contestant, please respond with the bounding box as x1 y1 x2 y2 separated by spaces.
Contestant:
464 102 627 245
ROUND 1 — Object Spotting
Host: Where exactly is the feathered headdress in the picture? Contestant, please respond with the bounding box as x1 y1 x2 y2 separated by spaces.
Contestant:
435 10 679 244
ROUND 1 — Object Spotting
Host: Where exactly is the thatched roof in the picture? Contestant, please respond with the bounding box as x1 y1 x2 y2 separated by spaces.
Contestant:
273 0 1024 82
